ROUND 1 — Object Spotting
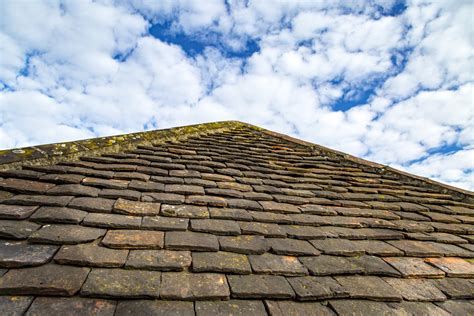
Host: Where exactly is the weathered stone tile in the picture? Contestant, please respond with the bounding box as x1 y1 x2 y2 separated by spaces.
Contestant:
299 204 338 215
249 211 292 224
142 192 185 204
396 302 451 316
47 184 100 197
384 278 447 302
102 230 164 249
191 219 240 235
184 178 217 188
425 257 474 277
0 241 58 268
186 195 227 207
206 188 243 198
356 228 405 240
0 264 89 296
0 220 40 239
434 278 474 299
239 222 286 237
26 297 116 316
227 198 263 210
249 253 308 276
30 206 87 224
427 232 470 244
267 238 320 256
82 177 129 189
150 176 183 184
192 251 251 274
273 194 308 205
289 214 331 226
395 202 429 212
219 235 269 254
0 296 34 316
217 181 252 191
265 300 335 316
127 180 165 192
285 225 327 240
114 172 150 181
0 178 55 194
83 213 141 229
115 300 194 316
287 276 348 300
384 257 445 278
125 250 191 271
29 224 105 244
0 205 38 219
201 173 234 182
142 216 188 231
161 272 229 300
6 194 73 207
165 184 205 195
166 231 219 251
68 197 115 213
244 191 273 201
355 240 404 256
259 201 300 214
435 300 474 316
196 300 267 316
391 220 434 233
350 255 401 277
81 268 161 298
113 198 160 216
388 240 470 257
54 241 128 267
0 169 43 179
99 189 141 201
309 239 365 256
300 255 364 276
335 276 402 301
161 204 209 218
329 300 405 316
209 207 252 221
227 275 294 299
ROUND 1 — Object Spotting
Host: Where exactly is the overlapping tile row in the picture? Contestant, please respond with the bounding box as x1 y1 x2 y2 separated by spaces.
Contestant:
0 126 473 315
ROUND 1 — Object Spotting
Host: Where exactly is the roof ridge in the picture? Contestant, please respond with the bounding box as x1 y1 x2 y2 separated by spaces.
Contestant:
1 120 472 200
0 121 245 170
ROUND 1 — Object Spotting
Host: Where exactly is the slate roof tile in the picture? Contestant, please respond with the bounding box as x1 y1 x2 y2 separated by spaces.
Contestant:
227 275 294 299
142 216 188 231
160 272 229 300
54 242 128 267
115 300 193 316
102 230 164 249
30 206 87 224
0 205 38 219
0 264 89 296
165 231 219 251
29 224 105 244
1 121 473 313
125 250 191 271
26 297 116 316
0 241 58 268
81 268 161 299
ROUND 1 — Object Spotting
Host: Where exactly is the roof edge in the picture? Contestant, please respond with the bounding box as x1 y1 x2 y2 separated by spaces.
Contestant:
0 121 246 170
240 121 474 201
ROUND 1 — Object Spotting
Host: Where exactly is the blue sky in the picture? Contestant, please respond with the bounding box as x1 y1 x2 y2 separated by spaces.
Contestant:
0 0 473 190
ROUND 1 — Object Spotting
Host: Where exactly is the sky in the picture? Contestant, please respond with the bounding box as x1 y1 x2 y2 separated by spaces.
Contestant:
0 0 473 190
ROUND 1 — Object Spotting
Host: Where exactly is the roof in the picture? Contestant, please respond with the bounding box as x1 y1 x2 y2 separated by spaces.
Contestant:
0 120 473 315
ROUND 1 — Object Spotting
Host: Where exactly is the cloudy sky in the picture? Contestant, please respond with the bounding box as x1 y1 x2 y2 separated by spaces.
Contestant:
0 0 473 190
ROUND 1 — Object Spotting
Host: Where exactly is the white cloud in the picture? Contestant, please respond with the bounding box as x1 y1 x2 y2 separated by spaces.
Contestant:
0 0 473 190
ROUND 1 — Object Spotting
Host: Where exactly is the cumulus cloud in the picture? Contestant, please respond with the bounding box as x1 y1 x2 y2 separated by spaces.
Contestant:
0 0 472 190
